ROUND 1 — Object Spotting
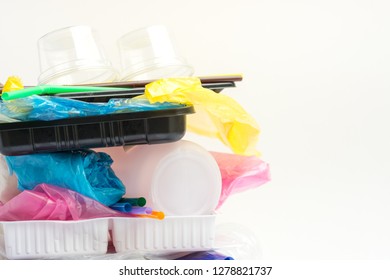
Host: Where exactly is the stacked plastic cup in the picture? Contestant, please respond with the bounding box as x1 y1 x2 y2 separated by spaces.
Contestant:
118 25 194 81
37 25 118 85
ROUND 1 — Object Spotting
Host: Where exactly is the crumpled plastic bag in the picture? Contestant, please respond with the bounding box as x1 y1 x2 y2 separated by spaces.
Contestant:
0 95 184 122
210 152 270 208
0 183 133 221
5 150 125 206
1 76 24 93
143 77 260 156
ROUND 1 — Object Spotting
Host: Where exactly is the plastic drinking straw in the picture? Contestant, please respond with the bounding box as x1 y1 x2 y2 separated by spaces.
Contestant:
136 210 165 220
119 197 147 207
129 206 152 215
2 85 127 100
109 202 132 213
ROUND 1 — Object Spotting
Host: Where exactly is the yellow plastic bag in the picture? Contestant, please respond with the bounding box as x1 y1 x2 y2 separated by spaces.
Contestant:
1 76 24 93
143 77 260 156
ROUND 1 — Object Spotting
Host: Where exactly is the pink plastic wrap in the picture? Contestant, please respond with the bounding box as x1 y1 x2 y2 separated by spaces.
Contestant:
0 183 134 221
211 152 271 209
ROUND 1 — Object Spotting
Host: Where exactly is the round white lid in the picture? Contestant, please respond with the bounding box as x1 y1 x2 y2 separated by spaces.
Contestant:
150 144 221 216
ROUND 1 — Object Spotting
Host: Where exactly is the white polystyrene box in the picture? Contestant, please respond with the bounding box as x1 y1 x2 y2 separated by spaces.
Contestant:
111 215 216 253
0 218 109 259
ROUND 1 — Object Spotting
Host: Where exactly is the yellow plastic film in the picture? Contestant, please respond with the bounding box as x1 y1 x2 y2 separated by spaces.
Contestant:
143 77 260 156
2 76 24 93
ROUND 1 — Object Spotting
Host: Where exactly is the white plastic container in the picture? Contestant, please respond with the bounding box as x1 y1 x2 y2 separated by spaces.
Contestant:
0 218 109 259
38 25 118 85
111 215 216 253
102 140 222 216
118 25 193 81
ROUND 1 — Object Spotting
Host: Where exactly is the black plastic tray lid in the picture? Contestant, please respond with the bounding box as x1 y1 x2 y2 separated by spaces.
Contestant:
0 105 194 156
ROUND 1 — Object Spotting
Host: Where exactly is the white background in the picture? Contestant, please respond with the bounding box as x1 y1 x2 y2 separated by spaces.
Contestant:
1 0 390 260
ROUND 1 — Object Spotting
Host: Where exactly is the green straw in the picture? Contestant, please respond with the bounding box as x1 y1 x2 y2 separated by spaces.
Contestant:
1 85 128 101
119 197 147 207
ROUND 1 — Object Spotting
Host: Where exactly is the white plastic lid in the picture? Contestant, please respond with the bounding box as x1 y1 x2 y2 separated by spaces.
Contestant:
150 143 222 215
104 141 222 216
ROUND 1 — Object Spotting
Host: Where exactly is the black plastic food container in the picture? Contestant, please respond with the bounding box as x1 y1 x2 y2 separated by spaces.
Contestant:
0 105 194 156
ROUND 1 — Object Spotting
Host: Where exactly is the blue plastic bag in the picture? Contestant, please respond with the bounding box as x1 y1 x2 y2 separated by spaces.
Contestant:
0 95 184 121
5 150 125 206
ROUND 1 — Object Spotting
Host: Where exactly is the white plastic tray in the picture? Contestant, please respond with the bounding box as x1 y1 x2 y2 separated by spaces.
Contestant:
0 215 216 259
0 218 109 259
111 215 216 253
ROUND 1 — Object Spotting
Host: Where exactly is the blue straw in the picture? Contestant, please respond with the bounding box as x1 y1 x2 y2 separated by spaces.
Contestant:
110 202 132 213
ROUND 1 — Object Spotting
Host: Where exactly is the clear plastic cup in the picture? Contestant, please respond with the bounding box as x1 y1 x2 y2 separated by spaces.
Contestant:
118 25 194 81
37 25 118 85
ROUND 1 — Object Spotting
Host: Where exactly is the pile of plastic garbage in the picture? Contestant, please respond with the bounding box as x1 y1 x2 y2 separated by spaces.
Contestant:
0 25 270 260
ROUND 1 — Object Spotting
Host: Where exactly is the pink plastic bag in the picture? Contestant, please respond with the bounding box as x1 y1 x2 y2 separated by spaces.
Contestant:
0 183 133 221
211 152 271 209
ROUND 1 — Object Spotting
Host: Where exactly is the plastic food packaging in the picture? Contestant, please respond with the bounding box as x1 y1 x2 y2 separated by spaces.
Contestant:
97 140 222 216
210 152 271 208
0 102 193 156
0 215 216 259
5 150 125 206
118 25 193 81
143 77 260 156
112 215 216 253
37 25 118 85
0 218 109 259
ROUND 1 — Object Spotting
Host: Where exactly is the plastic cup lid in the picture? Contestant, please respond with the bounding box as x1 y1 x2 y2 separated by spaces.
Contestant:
151 148 221 216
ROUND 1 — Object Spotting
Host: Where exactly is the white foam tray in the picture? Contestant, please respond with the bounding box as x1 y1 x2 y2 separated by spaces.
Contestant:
0 218 109 259
0 215 216 259
111 215 216 253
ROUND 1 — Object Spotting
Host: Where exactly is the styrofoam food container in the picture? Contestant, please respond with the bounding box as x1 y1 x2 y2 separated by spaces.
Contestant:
111 215 216 253
0 218 109 259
